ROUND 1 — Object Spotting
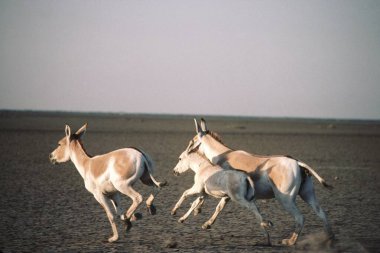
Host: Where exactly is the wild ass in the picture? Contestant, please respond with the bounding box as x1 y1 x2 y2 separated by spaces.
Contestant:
49 124 166 242
171 150 273 245
185 118 334 246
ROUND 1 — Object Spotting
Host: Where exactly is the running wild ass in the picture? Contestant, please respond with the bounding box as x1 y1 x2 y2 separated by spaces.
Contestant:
185 119 334 246
49 124 166 242
172 150 273 245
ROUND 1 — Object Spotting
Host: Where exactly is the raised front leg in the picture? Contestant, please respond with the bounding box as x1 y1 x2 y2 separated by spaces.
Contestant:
171 185 202 216
202 197 230 229
178 196 204 223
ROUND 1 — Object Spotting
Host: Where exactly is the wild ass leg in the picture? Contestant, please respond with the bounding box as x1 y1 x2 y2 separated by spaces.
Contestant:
178 196 205 223
202 197 230 229
278 197 304 246
145 185 162 215
110 193 125 220
299 177 334 239
193 196 205 216
145 193 156 215
238 198 272 246
125 187 143 219
94 193 119 242
171 185 202 215
116 184 143 231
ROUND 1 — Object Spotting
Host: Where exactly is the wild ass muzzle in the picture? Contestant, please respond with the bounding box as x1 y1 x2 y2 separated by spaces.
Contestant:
49 123 166 242
185 118 334 246
171 150 273 246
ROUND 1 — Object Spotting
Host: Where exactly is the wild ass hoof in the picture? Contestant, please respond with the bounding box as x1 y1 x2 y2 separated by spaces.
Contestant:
147 204 157 215
281 238 296 246
194 208 201 216
261 221 273 228
107 235 119 243
158 180 168 187
281 232 298 246
131 212 143 221
178 218 185 223
124 219 133 232
171 210 176 216
202 223 211 230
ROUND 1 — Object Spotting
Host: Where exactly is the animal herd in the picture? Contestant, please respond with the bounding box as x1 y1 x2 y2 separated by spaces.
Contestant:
49 118 334 246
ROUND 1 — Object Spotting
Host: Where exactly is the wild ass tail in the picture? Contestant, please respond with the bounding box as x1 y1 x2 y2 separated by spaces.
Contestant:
245 176 255 201
132 147 167 188
297 161 333 190
141 151 167 188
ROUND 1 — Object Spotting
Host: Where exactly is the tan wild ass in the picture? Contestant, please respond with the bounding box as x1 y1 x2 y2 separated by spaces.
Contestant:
172 150 273 245
185 118 334 246
49 124 166 242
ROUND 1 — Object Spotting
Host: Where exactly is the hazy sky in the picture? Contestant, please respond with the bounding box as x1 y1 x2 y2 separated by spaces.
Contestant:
1 1 379 119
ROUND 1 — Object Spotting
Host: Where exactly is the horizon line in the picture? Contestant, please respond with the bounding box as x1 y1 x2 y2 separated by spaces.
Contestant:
1 109 379 123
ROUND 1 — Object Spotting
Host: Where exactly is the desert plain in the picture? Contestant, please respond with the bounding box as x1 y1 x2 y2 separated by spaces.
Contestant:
0 111 379 252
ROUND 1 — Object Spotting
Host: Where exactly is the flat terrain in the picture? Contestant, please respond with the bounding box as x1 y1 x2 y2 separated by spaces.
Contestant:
0 111 379 252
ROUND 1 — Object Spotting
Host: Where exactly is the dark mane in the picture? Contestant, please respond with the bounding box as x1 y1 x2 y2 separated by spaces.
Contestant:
78 140 93 158
71 134 93 158
208 131 224 145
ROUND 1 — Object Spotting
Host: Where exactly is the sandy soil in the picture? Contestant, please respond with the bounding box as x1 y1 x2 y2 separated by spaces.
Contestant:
0 111 379 252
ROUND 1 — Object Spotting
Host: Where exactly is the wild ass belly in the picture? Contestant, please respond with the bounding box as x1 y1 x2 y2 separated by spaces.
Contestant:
204 185 228 198
204 171 242 199
251 173 275 199
84 176 118 195
100 181 118 195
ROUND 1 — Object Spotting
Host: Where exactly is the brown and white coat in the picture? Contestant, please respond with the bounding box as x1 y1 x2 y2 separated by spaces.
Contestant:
49 124 166 242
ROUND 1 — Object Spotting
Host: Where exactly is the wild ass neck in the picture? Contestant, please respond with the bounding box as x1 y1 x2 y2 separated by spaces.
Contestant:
202 135 231 164
189 156 211 174
69 140 90 179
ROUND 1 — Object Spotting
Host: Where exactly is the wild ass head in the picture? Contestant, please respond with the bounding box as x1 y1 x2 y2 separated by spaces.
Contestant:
173 148 207 176
173 149 192 176
49 123 87 164
186 118 224 154
173 119 207 175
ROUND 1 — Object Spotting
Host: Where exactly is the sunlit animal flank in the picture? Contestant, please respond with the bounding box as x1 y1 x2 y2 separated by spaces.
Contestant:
49 124 166 242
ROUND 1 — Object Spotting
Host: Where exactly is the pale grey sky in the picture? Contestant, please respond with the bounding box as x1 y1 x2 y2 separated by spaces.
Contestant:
1 0 379 119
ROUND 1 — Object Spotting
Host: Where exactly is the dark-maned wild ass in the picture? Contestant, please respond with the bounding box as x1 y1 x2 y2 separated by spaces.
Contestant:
185 118 334 246
49 124 166 242
172 150 273 245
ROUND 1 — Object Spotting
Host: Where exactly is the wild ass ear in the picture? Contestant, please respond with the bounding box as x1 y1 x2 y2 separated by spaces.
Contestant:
65 125 71 137
194 118 201 133
185 140 194 154
186 139 201 154
75 123 87 139
189 142 201 154
200 118 208 132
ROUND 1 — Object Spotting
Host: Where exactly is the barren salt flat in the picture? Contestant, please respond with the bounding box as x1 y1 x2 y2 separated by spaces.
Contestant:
0 111 379 252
